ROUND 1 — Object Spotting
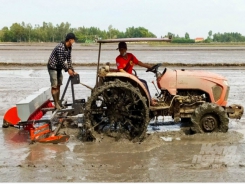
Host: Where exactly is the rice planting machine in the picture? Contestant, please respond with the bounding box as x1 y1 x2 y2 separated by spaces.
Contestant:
2 74 86 144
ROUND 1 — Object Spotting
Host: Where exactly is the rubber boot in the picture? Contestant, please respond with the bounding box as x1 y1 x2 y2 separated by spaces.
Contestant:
52 93 62 110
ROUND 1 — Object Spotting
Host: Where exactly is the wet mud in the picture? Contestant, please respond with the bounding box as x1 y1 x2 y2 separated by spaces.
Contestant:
1 123 245 182
0 44 245 182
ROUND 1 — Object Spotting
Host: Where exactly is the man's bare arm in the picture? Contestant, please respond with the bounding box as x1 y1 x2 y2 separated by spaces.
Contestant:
138 61 152 69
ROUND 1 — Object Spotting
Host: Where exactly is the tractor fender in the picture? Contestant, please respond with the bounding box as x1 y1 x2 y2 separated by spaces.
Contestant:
103 72 151 106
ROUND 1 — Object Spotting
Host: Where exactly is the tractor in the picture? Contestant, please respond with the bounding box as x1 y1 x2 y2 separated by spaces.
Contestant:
83 38 244 141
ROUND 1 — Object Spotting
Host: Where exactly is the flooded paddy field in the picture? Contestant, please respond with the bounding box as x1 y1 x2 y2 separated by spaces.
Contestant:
0 43 245 182
1 42 245 65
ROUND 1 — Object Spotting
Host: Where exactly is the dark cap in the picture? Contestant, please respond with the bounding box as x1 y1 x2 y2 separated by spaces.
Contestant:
65 33 77 41
116 42 127 50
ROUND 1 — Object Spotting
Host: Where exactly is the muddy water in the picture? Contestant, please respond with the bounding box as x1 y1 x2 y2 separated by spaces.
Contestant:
1 43 245 65
1 44 245 182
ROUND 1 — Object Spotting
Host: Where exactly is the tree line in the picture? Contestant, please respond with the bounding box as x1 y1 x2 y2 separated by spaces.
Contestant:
0 22 155 43
0 21 245 43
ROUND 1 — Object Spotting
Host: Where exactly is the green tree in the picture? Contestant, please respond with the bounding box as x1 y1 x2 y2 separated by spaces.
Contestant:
1 27 12 41
185 32 190 39
165 32 175 38
26 23 32 42
172 38 195 43
125 26 156 38
0 30 3 41
56 22 71 41
108 25 113 39
10 23 25 42
46 22 56 42
213 32 245 42
208 30 212 38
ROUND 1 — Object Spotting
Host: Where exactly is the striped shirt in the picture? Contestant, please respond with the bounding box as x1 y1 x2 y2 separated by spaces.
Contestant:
47 42 73 71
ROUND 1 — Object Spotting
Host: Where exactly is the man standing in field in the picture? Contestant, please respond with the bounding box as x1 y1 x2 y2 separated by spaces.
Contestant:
47 33 77 110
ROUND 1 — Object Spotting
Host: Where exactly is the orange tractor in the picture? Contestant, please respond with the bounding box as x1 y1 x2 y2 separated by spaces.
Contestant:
83 38 244 141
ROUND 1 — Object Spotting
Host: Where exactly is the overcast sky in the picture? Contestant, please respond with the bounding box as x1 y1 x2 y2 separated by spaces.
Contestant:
1 0 245 38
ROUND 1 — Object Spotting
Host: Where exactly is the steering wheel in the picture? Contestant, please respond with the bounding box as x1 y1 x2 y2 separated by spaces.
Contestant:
146 63 162 73
162 67 167 75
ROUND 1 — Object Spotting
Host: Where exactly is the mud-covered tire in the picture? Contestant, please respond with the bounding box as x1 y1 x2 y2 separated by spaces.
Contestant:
84 79 149 141
2 119 10 128
191 103 229 133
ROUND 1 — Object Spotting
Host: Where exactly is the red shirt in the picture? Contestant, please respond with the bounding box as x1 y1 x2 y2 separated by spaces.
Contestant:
116 53 139 74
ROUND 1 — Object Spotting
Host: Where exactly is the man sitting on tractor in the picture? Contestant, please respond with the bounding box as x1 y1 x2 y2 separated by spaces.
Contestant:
115 42 157 106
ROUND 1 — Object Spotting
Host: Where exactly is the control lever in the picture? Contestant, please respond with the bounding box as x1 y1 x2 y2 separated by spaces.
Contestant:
152 81 159 95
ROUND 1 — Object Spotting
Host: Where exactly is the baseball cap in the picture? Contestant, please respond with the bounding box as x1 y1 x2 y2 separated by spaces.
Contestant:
66 33 77 41
116 42 127 50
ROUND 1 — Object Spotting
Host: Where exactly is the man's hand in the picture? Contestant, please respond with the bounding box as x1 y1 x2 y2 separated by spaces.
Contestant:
119 69 127 73
68 69 75 76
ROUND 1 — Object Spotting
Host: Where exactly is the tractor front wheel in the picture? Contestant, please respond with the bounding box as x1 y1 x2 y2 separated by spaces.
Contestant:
191 103 229 133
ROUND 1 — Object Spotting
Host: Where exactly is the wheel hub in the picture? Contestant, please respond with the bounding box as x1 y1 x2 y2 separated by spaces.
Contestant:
201 116 216 131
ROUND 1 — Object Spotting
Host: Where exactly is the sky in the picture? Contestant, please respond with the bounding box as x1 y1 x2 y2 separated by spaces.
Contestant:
1 0 245 39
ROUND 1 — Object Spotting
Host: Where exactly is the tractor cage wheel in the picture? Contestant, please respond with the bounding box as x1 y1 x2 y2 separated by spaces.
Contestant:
84 79 150 142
